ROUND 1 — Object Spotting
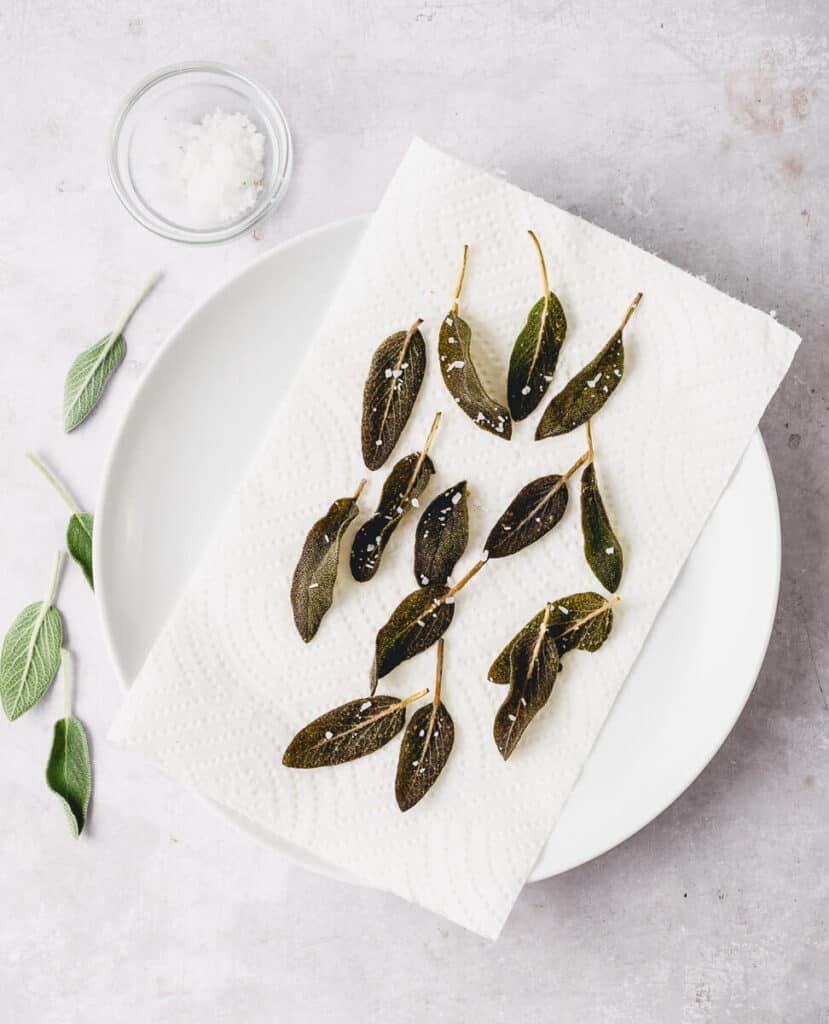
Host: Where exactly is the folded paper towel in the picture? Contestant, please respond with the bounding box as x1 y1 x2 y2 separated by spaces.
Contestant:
110 138 799 938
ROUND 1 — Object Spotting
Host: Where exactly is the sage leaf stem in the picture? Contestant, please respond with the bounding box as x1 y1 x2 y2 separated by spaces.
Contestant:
26 453 95 589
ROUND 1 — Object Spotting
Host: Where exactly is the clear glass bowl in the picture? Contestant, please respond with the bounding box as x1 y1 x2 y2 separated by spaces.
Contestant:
108 62 292 244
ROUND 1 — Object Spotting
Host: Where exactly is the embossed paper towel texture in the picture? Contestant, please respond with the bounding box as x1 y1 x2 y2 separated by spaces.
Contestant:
110 139 799 938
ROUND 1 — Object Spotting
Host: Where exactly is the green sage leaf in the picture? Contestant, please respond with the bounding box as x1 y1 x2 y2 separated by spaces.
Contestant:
291 483 364 642
0 553 63 721
507 231 567 420
351 414 440 583
67 513 94 589
361 319 427 470
581 461 623 592
493 605 559 760
438 246 512 440
283 689 427 769
413 480 469 587
536 293 641 439
488 592 616 684
46 716 92 837
374 584 455 682
63 273 159 433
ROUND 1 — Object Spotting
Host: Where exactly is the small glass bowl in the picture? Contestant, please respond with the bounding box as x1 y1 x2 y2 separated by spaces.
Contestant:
108 62 292 244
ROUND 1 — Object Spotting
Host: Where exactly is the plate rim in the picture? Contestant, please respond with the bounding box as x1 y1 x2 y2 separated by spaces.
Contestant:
95 214 782 885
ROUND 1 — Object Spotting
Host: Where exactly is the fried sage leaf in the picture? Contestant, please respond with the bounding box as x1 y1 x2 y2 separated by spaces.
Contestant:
581 461 623 592
351 414 439 583
483 453 589 559
283 688 427 769
438 246 512 440
507 231 567 421
488 592 617 684
536 293 642 439
414 480 469 587
494 604 559 760
46 650 92 838
291 482 365 642
374 584 455 682
361 319 427 470
396 640 454 811
64 273 159 432
0 552 63 721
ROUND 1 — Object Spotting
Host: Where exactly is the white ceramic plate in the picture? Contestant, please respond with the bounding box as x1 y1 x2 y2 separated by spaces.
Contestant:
96 215 781 883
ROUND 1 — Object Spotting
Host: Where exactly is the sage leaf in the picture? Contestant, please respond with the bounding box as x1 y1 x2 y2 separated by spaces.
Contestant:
536 293 642 439
374 584 455 682
351 414 439 583
483 450 590 560
438 246 512 440
45 650 92 837
581 460 623 592
26 454 94 589
282 688 428 769
396 640 454 811
507 231 567 421
361 319 427 470
63 273 160 432
488 592 617 684
494 604 559 760
291 481 365 642
0 552 63 721
413 480 469 587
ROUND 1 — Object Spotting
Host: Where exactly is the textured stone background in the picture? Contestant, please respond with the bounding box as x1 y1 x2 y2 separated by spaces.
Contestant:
0 1 826 1020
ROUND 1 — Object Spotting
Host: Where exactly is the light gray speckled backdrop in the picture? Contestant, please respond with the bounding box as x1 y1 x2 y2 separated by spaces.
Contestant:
0 1 826 1021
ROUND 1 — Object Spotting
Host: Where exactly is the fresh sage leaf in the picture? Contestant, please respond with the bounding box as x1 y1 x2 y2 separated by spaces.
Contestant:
26 454 94 589
536 293 642 439
46 650 92 837
282 688 428 769
413 480 469 587
0 552 63 721
63 273 160 432
361 319 427 470
483 449 590 560
581 458 623 593
396 640 454 811
351 414 440 582
507 230 567 421
488 592 617 684
438 246 512 440
494 604 559 760
291 481 365 642
374 583 455 683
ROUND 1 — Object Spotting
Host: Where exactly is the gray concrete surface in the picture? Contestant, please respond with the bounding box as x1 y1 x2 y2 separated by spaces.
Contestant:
0 1 826 1020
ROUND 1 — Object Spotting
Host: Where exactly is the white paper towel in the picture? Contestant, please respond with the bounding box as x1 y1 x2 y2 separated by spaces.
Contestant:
110 139 799 938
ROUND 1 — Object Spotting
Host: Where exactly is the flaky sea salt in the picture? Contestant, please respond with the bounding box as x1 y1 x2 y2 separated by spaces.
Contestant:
173 108 265 227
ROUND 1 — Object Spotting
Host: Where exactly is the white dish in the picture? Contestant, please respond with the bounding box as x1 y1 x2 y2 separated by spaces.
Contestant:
95 215 781 883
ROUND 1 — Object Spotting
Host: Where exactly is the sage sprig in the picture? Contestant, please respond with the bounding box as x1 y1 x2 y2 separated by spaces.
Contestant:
507 231 567 421
291 480 366 642
45 649 92 838
282 687 428 768
488 592 619 684
581 422 623 591
413 480 469 587
351 413 440 582
0 552 63 721
361 319 427 470
438 246 512 440
26 453 94 589
484 448 590 559
494 602 560 760
536 293 642 439
63 273 160 432
395 639 454 811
